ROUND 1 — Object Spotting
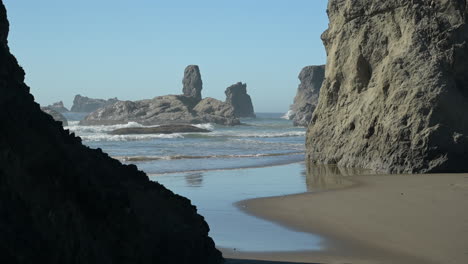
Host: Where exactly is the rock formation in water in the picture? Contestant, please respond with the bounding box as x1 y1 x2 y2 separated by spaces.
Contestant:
182 65 203 102
225 82 255 118
288 65 325 127
81 66 241 126
45 101 69 113
71 94 119 112
41 107 68 126
0 2 222 263
307 0 468 173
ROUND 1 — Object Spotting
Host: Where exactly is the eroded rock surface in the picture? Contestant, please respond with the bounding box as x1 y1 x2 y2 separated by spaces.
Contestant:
182 65 203 102
307 0 468 173
225 82 255 118
71 94 119 112
41 107 68 126
0 1 222 263
289 65 325 126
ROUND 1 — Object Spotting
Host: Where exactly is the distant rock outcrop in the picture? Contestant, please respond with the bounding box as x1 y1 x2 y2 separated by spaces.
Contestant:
41 107 68 126
225 82 255 118
81 66 241 126
182 65 203 102
307 0 468 173
45 101 69 113
0 1 222 263
71 94 119 112
288 65 325 127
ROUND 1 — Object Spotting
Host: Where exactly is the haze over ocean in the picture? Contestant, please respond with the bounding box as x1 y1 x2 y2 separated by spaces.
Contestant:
3 0 328 113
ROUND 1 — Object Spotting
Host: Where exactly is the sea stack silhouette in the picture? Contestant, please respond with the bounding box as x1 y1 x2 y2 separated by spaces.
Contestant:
0 1 222 263
288 65 325 126
307 0 468 173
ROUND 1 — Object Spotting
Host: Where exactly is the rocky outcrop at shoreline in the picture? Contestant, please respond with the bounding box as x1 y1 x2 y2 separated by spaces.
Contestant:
81 66 247 126
288 65 325 127
0 1 222 263
307 0 468 173
71 94 119 112
225 82 255 118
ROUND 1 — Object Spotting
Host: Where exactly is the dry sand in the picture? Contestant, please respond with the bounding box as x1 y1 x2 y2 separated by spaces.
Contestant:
224 174 468 264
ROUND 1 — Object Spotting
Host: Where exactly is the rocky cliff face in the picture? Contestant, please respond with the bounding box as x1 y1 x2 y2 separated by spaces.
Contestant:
182 65 203 102
0 2 222 263
41 107 68 126
71 95 119 112
45 101 69 113
225 82 255 118
307 0 468 173
289 65 325 126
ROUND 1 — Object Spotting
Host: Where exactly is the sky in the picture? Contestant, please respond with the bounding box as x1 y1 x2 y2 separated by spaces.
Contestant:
4 0 328 113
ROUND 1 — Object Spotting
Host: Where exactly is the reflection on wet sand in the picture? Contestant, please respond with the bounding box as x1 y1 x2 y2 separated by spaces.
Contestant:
185 172 204 187
304 161 375 191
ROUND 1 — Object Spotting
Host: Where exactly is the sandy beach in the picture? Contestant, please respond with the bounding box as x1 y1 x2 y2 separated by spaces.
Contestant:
227 173 468 264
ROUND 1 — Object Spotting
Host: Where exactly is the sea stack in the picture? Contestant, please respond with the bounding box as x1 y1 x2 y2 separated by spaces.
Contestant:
225 82 255 118
307 0 468 173
0 1 222 263
71 95 119 112
182 65 203 102
289 65 325 126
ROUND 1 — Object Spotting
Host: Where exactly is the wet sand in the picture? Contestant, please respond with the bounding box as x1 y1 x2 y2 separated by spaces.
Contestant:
231 173 468 264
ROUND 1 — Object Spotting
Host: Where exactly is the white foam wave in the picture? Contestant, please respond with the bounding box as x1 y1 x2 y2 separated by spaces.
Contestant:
65 121 150 134
281 110 294 120
80 133 184 142
193 123 214 130
114 151 305 162
227 131 306 138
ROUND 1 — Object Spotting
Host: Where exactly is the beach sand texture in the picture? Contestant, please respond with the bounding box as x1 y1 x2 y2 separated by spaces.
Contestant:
230 173 468 264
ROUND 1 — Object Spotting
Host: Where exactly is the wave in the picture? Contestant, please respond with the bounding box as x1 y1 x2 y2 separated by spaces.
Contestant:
281 110 294 120
80 133 184 142
114 152 305 162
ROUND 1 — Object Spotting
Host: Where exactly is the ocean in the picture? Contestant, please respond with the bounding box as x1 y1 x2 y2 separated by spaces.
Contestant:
65 112 323 251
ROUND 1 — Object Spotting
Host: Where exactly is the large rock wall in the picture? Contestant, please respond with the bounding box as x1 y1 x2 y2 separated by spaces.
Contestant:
307 0 468 173
289 65 325 126
0 1 222 263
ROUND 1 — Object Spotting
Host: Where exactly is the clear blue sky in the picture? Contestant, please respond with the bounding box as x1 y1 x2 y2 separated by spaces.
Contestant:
4 0 328 113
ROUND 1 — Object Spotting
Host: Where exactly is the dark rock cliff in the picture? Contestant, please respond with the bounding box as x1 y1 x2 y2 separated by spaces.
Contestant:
71 95 119 112
307 0 468 173
289 65 325 127
225 82 255 118
0 2 222 263
41 107 69 126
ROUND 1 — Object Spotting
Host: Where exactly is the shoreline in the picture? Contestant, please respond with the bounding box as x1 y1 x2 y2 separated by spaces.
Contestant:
147 159 306 176
229 173 468 264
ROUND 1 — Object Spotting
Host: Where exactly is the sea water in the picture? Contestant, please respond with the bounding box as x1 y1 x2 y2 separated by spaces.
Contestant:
66 112 323 251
